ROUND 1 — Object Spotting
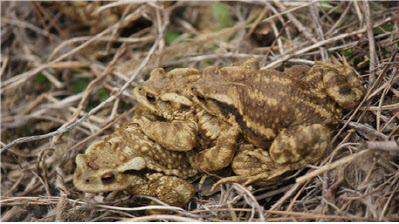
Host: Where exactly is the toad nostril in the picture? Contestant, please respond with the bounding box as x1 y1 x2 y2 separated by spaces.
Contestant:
146 94 156 103
197 94 205 102
85 179 90 183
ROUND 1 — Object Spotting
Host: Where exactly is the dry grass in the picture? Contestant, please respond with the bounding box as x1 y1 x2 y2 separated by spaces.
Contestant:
1 1 399 222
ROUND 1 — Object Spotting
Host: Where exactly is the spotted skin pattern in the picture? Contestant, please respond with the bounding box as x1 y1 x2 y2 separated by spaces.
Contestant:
74 58 365 208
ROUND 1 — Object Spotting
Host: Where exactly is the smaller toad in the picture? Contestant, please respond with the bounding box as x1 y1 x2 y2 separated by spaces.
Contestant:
73 107 197 209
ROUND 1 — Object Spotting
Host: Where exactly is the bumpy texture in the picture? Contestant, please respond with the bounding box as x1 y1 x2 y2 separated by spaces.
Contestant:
74 106 197 208
134 68 242 172
74 57 365 209
134 57 365 186
188 58 365 185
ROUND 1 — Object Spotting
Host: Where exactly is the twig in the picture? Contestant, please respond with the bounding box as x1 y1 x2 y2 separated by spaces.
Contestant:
2 27 109 91
264 1 292 40
348 121 388 140
254 184 294 201
233 184 265 222
325 2 353 36
263 16 393 69
245 7 268 39
49 35 155 59
362 0 378 84
298 151 361 184
379 179 399 221
269 182 302 211
31 1 56 48
120 215 201 222
54 167 68 222
51 36 127 144
261 1 315 25
66 106 136 153
0 9 171 153
310 1 328 61
0 52 9 78
274 0 318 44
261 20 291 67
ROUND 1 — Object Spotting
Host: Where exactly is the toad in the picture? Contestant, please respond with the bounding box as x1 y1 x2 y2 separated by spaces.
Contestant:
73 106 197 209
134 57 365 186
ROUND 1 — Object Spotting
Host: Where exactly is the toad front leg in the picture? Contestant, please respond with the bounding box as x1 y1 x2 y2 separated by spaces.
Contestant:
137 114 241 173
129 173 195 213
134 118 198 152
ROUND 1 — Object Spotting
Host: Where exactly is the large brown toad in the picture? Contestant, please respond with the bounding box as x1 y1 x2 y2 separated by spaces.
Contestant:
73 105 197 209
134 57 365 186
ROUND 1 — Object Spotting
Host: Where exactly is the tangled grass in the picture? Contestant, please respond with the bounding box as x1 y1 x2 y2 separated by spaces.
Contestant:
1 1 398 221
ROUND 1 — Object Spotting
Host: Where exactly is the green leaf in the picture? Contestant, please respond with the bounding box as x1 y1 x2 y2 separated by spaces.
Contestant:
212 2 233 28
35 72 47 83
97 88 110 103
70 78 90 94
373 21 394 35
342 48 353 56
165 30 181 44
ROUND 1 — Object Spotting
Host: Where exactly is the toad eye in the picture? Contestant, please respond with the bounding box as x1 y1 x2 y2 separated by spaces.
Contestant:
101 173 115 184
146 94 156 103
138 87 143 91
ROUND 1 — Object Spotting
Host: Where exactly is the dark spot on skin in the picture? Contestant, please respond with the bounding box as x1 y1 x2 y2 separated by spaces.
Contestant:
215 101 246 129
339 86 350 95
181 104 189 109
87 161 100 170
123 168 157 178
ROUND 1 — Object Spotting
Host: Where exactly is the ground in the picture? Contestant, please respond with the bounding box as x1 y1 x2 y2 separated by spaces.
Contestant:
1 1 399 222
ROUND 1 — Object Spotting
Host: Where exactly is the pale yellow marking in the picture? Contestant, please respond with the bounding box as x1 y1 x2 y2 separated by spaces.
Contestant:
255 88 278 106
117 156 146 172
304 68 322 82
245 117 276 139
271 75 292 85
290 93 334 122
261 76 271 84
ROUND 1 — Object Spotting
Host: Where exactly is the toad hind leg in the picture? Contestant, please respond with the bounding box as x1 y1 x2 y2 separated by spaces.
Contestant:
187 116 241 172
212 124 331 189
212 144 290 190
270 124 331 169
